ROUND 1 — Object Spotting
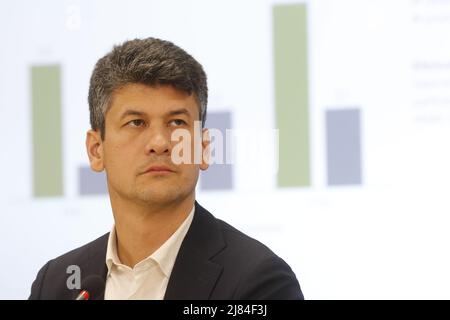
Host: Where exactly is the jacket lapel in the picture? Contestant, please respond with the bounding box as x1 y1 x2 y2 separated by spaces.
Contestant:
80 233 109 300
164 201 226 299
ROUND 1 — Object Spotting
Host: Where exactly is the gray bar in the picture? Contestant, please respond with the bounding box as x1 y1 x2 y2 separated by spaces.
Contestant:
200 112 233 190
326 109 362 186
79 166 108 195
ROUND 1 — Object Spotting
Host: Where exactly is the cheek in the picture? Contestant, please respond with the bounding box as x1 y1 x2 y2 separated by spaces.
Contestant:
185 165 199 185
180 164 200 181
104 143 134 172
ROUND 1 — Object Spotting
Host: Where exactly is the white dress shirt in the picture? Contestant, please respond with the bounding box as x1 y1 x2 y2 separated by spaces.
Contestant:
104 206 195 300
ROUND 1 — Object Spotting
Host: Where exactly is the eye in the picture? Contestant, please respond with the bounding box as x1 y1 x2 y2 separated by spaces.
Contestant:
169 119 187 126
127 119 146 127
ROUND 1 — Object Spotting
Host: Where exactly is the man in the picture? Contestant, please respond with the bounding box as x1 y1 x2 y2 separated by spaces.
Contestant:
29 37 303 300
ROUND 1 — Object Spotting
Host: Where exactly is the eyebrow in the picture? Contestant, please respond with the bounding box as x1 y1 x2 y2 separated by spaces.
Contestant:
167 108 191 117
119 110 146 120
119 108 192 121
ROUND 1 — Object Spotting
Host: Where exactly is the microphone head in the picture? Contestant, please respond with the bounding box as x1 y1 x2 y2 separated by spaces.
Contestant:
76 275 105 300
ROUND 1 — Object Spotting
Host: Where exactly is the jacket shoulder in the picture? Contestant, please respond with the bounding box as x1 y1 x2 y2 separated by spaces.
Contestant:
216 219 277 260
29 233 109 300
212 218 304 299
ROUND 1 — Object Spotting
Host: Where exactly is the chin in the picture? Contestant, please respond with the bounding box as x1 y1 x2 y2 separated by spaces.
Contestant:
137 189 182 205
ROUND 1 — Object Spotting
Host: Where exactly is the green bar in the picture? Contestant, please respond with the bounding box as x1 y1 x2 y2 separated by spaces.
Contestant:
274 3 310 187
32 65 63 197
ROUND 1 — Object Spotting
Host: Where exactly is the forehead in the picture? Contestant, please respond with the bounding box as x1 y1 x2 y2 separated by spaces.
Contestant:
107 83 200 119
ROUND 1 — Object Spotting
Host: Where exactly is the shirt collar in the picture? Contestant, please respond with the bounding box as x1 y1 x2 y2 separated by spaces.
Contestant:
106 205 195 278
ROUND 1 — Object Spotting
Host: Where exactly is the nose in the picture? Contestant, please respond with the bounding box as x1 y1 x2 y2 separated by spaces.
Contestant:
144 126 171 156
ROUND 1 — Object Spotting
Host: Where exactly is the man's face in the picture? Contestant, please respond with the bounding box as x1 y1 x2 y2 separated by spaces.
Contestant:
86 83 208 207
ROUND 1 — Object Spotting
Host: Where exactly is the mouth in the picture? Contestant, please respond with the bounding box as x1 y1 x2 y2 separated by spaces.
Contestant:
142 165 175 175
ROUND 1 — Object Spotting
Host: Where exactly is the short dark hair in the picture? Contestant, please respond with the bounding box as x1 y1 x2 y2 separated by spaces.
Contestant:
88 37 208 140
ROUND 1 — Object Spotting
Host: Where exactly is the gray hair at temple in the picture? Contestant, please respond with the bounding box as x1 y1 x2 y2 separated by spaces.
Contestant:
88 37 208 140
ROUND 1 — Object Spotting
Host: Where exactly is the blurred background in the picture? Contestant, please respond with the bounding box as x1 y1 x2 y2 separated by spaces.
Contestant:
1 0 450 299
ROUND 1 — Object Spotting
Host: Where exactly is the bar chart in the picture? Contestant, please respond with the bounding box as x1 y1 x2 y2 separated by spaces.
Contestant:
31 65 64 197
273 4 310 188
273 3 363 188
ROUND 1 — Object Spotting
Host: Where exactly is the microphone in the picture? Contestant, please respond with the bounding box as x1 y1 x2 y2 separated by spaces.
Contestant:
75 275 105 300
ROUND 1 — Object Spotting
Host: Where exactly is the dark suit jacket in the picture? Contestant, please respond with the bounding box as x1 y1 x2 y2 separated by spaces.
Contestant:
29 201 303 300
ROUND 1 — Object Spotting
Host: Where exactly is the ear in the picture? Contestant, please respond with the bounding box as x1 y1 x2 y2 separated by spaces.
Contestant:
200 128 210 171
86 129 105 172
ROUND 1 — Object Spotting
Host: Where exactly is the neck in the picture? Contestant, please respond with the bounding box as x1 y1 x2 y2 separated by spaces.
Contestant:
110 194 195 268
